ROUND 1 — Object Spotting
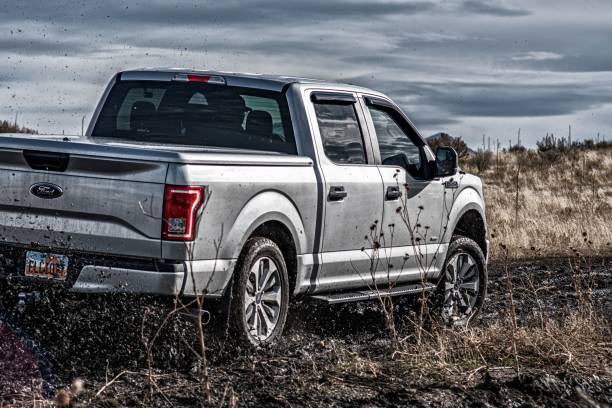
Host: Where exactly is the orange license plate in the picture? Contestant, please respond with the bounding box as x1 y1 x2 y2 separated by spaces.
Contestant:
24 251 69 280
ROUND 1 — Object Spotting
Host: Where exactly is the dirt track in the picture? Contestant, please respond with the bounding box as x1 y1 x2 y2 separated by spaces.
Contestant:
1 257 610 407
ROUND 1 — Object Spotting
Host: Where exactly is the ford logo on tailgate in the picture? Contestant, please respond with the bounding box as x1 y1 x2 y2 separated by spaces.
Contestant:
30 182 63 199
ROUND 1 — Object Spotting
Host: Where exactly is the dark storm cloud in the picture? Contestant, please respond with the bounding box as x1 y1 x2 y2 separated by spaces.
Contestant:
419 82 612 117
134 0 437 24
126 36 344 57
0 37 90 56
1 0 612 142
458 0 530 16
0 0 436 26
0 0 438 57
405 113 460 128
516 54 612 73
347 76 612 118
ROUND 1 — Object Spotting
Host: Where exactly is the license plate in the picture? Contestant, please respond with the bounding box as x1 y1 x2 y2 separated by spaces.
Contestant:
24 251 69 280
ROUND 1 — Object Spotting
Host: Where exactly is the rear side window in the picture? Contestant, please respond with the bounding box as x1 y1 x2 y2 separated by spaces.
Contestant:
92 81 296 155
313 102 367 164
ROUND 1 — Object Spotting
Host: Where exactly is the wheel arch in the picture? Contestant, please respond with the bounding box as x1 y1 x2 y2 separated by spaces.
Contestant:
444 187 488 259
220 190 307 292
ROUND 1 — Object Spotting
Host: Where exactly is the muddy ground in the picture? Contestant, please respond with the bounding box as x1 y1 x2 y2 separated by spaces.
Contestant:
1 257 610 407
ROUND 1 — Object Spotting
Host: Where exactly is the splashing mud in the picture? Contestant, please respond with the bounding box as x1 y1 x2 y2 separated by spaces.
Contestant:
1 257 610 407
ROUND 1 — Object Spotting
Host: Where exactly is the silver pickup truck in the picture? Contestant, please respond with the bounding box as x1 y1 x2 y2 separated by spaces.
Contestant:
0 68 488 345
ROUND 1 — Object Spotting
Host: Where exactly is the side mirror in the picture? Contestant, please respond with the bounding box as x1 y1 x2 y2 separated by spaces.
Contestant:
435 146 458 177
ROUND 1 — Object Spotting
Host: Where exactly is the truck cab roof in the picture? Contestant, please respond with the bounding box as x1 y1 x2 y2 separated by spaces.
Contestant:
119 67 382 95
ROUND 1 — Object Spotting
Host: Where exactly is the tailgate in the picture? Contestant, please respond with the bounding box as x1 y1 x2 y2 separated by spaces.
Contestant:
0 139 167 259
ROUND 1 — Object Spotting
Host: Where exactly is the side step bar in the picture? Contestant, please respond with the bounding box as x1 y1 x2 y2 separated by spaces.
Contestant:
309 283 436 305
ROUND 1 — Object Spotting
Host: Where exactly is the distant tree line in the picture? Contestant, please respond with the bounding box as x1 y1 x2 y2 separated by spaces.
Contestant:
429 131 611 174
428 131 610 156
0 119 38 134
537 133 611 153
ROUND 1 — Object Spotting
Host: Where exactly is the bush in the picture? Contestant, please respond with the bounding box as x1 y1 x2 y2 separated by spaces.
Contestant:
536 133 612 155
427 133 469 158
470 149 493 173
508 144 526 153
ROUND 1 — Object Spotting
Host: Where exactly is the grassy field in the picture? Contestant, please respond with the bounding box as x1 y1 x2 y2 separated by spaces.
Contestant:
463 147 612 260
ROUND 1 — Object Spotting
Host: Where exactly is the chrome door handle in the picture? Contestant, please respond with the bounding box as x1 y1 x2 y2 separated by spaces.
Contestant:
385 186 402 200
328 186 347 201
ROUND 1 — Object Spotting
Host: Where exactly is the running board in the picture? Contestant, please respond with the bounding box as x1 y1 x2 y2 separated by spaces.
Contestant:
309 283 436 304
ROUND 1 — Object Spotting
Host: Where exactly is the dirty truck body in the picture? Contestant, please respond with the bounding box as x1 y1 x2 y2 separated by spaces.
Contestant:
0 69 488 343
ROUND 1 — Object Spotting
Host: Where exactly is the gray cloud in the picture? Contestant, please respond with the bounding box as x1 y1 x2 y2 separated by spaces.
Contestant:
0 0 437 26
515 54 612 73
458 0 530 16
347 76 612 118
416 82 612 117
0 37 90 56
0 0 611 144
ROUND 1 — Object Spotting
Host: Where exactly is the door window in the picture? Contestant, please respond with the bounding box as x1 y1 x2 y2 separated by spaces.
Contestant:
367 105 424 178
313 102 367 164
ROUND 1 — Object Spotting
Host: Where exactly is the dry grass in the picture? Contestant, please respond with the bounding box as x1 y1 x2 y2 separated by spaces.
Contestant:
2 148 610 407
464 147 612 260
355 255 611 387
390 312 610 381
363 149 611 385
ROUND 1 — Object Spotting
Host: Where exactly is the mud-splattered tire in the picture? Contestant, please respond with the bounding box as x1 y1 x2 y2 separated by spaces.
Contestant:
436 235 487 327
227 238 289 347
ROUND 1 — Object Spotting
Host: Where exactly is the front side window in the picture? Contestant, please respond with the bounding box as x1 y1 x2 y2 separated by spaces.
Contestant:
367 105 423 178
313 102 367 164
92 81 296 154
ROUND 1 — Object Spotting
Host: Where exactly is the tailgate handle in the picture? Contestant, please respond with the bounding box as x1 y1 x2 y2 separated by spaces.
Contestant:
23 150 70 172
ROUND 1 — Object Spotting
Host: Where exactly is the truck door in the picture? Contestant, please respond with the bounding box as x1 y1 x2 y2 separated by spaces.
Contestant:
306 91 384 293
360 95 447 284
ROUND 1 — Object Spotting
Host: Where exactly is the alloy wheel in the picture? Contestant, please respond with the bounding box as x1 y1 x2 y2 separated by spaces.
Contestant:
442 251 480 326
244 256 283 341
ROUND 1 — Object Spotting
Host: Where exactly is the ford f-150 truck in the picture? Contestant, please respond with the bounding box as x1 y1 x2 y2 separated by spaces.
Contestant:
0 68 488 345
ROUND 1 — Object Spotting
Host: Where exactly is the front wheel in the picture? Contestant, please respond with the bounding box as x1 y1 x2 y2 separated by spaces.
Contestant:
227 237 289 347
438 236 487 327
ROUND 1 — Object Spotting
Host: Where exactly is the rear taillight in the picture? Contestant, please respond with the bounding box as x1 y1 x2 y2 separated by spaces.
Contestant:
162 185 204 241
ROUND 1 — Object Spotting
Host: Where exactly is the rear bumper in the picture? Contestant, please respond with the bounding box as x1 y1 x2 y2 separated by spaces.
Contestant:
71 259 235 297
0 243 235 298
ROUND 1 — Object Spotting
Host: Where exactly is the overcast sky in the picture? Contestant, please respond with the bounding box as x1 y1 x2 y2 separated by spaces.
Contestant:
1 0 611 147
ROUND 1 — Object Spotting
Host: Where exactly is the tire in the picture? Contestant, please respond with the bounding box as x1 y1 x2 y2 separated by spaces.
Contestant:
435 235 487 327
226 237 289 347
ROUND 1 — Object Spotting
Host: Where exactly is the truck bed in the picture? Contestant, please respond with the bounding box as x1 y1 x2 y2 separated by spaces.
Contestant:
0 134 311 260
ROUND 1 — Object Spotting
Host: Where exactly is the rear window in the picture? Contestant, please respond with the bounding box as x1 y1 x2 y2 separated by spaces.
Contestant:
92 80 296 154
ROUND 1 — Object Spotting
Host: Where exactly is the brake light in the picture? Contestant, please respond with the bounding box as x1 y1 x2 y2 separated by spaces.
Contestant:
171 73 226 85
162 185 204 241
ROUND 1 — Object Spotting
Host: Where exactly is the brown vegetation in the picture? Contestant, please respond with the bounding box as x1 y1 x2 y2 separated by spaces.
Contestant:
0 120 37 135
464 146 612 260
428 132 470 158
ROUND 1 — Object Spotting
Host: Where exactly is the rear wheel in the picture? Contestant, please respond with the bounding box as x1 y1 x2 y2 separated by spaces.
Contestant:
228 238 289 347
438 236 487 327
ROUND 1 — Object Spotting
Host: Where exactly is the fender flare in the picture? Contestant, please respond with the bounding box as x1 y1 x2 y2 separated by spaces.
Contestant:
219 190 308 261
443 187 487 244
